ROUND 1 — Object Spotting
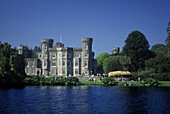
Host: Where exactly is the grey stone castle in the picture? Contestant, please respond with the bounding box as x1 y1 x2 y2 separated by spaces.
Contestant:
18 38 97 76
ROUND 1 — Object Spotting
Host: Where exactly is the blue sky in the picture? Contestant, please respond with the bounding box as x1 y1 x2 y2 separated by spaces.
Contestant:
0 0 170 57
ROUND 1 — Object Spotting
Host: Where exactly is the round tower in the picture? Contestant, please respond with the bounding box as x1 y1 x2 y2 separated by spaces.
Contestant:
81 38 93 75
18 45 24 55
41 39 54 75
113 47 120 54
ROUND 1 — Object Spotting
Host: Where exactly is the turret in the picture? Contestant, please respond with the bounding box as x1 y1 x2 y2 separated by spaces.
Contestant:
112 47 120 54
18 45 24 55
81 38 93 75
41 39 54 75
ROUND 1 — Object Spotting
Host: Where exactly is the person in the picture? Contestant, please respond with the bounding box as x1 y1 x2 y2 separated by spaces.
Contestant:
138 77 140 82
100 77 102 81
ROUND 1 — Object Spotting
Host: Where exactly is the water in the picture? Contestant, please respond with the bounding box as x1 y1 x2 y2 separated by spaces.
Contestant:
0 86 170 114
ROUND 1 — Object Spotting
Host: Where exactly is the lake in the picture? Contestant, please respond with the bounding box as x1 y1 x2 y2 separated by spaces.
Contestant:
0 86 170 114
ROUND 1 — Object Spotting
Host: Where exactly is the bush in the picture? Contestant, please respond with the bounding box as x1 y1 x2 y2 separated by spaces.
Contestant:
55 76 66 85
102 77 117 86
142 78 158 86
65 77 79 85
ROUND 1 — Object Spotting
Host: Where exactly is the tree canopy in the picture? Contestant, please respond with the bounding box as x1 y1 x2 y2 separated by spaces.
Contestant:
0 42 26 87
151 44 166 55
103 56 130 74
95 52 109 67
123 31 153 72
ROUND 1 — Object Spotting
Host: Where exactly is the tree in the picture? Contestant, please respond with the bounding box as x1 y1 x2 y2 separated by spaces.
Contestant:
166 21 170 56
0 42 26 87
95 52 109 67
123 31 153 72
145 55 170 80
103 56 122 74
103 56 130 74
95 52 109 74
151 44 166 56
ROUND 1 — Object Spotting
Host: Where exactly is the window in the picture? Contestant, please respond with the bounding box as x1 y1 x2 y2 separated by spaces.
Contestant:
75 59 79 66
75 69 78 74
52 61 56 66
45 46 47 51
32 62 34 67
27 62 29 67
85 46 88 50
75 53 80 58
52 54 56 58
84 61 88 68
63 53 66 58
62 68 65 74
85 54 88 58
62 61 65 66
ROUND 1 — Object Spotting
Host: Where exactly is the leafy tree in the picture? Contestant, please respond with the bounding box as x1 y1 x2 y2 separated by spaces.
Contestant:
0 42 26 87
145 55 170 80
103 56 130 74
95 52 109 74
165 36 170 56
151 44 166 55
123 31 153 72
95 52 109 66
0 42 12 77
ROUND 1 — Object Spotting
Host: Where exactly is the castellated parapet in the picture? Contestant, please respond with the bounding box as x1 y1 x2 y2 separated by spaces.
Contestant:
23 38 97 76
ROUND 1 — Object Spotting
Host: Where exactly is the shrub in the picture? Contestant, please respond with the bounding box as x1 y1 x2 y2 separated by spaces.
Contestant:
142 78 158 86
55 76 66 85
65 77 79 85
102 77 117 86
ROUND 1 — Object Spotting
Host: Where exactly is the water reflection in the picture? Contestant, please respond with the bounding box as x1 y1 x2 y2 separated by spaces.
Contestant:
0 86 170 113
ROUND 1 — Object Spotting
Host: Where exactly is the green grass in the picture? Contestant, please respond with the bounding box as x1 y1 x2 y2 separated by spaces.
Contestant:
117 81 143 86
79 81 102 85
158 81 170 87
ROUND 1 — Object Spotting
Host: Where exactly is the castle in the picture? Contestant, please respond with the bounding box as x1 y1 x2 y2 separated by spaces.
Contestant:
18 38 97 76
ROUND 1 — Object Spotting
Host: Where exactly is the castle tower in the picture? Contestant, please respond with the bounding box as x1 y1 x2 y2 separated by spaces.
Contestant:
112 47 120 54
41 39 54 75
81 38 93 75
18 45 24 55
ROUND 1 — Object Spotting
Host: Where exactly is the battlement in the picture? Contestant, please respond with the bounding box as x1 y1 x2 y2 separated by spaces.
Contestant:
18 45 24 50
41 39 54 43
81 38 93 43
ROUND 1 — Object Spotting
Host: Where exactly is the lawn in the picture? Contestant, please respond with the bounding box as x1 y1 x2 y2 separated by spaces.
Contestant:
158 81 170 87
79 81 102 85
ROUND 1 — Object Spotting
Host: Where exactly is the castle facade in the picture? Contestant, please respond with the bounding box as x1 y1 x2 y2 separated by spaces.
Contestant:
19 38 97 76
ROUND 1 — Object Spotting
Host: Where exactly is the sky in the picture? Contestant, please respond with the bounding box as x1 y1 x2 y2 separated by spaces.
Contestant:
0 0 170 57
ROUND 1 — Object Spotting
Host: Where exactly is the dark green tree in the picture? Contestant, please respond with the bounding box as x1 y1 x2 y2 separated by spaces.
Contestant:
0 42 26 87
123 31 153 72
151 44 166 56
